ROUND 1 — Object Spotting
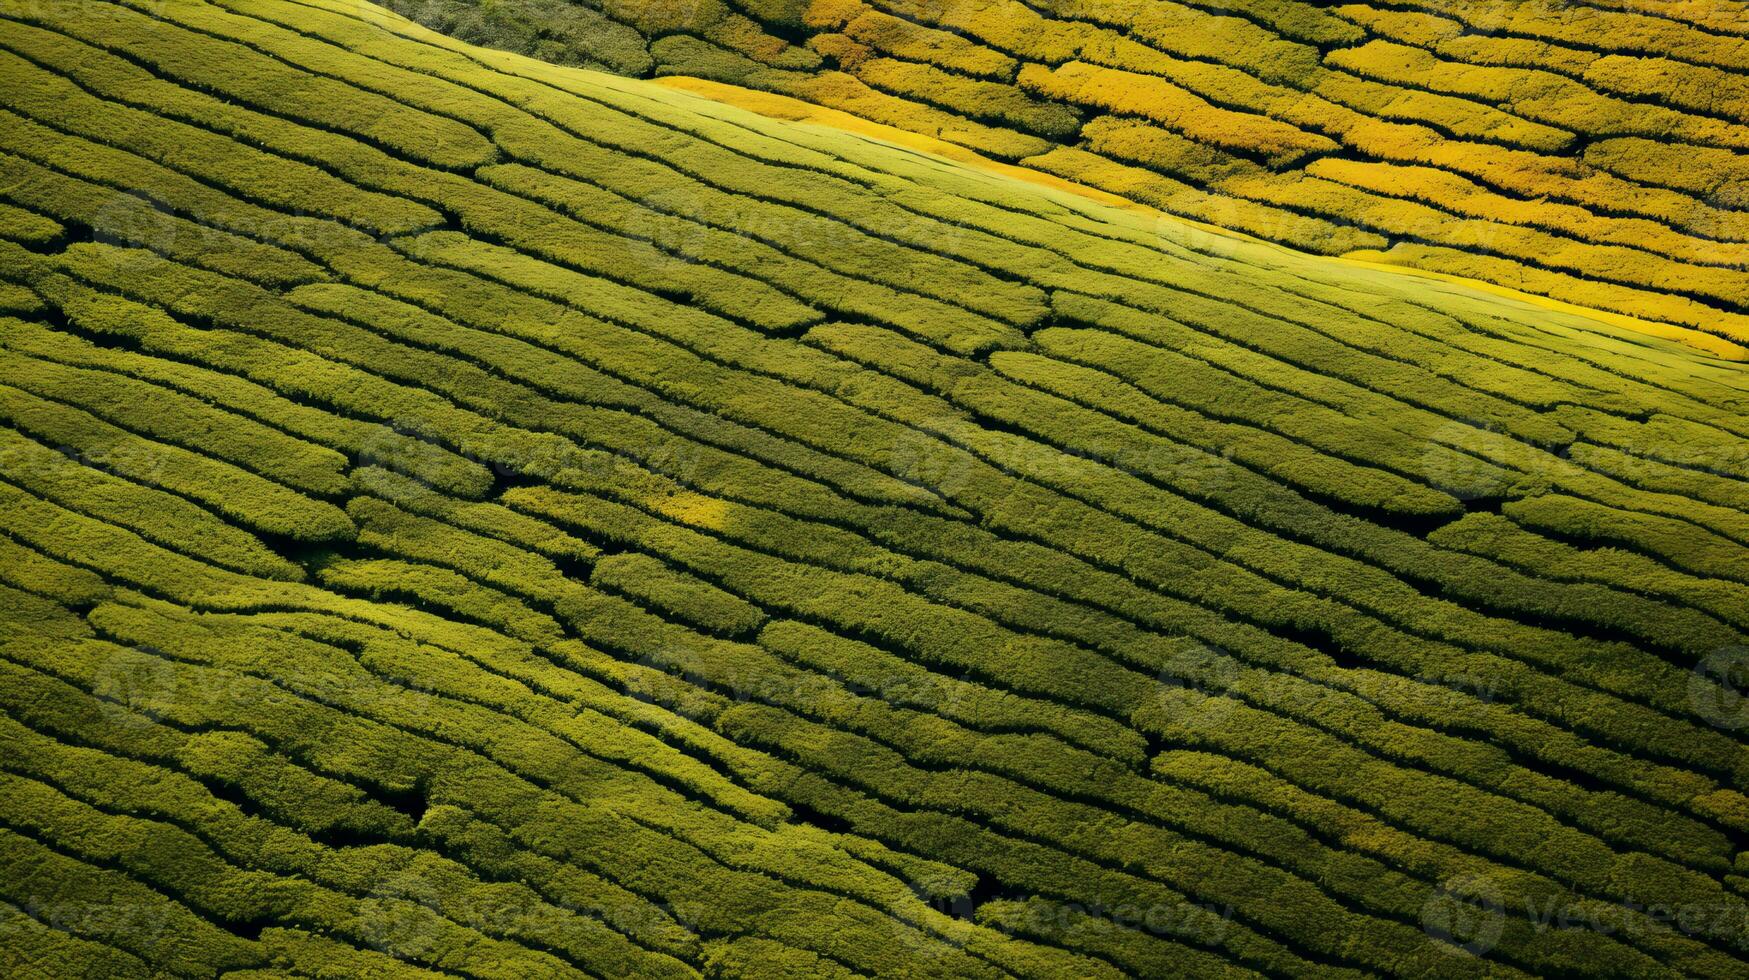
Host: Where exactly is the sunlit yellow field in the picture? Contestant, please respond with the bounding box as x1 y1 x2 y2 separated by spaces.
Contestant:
373 0 1749 350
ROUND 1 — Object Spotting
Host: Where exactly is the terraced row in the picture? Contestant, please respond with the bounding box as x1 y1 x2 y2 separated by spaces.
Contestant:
3 1 1749 976
372 0 1749 350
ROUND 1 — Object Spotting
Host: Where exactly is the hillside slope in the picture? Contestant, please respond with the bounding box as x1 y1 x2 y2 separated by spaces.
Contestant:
375 0 1749 351
2 0 1749 976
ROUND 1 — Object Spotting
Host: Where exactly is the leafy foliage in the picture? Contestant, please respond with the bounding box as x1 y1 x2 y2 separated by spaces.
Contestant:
3 1 1748 977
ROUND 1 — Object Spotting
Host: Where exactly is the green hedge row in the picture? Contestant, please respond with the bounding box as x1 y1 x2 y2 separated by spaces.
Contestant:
1134 688 1749 944
0 347 349 498
1505 494 1749 588
44 0 1749 504
115 0 1045 341
591 552 766 638
1151 749 1746 976
16 1 496 172
337 488 1514 971
0 198 63 248
5 7 1745 976
0 822 253 976
0 142 320 288
348 465 597 564
0 298 493 500
0 895 153 978
791 318 1743 778
0 19 443 238
0 642 702 966
1052 293 1749 549
488 484 1735 946
0 670 688 978
0 537 110 612
759 620 1144 765
476 161 1025 354
0 425 299 581
2 616 1028 977
1431 512 1749 635
986 345 1463 517
828 319 1749 665
286 277 948 513
176 0 1057 325
491 411 1742 865
0 382 353 544
10 66 1735 917
1570 442 1749 518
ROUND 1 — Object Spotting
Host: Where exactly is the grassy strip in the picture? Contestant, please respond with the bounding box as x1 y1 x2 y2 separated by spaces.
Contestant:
791 321 1740 767
102 0 1039 341
3 6 1746 975
348 465 596 563
590 552 766 638
20 0 1665 451
10 43 1735 871
0 346 349 498
0 645 708 966
1151 749 1749 977
7 1 497 171
1505 495 1749 588
287 280 953 513
0 199 63 247
0 136 323 288
25 621 1080 978
0 383 353 545
476 161 1025 353
1564 443 1749 529
134 0 1056 325
822 321 1748 662
0 823 256 976
1051 291 1749 568
0 24 441 237
330 231 1749 850
0 897 153 978
504 451 1749 861
335 496 1355 975
0 425 299 581
985 346 1463 517
1431 514 1749 635
0 757 601 977
0 539 111 611
496 486 1741 925
0 311 493 500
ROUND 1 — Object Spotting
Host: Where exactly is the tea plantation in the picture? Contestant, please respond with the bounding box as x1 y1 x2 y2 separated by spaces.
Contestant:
1 1 1748 976
380 0 1749 350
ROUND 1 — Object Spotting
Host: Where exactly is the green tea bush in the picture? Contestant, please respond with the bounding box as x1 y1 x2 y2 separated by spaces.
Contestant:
6 3 1749 974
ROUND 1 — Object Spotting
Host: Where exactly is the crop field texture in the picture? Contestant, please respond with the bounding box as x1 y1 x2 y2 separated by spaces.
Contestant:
2 0 1749 977
365 0 1749 352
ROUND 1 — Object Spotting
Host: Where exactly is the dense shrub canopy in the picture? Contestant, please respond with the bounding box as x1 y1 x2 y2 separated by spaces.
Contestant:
370 0 1749 347
2 1 1748 977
